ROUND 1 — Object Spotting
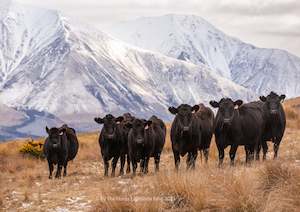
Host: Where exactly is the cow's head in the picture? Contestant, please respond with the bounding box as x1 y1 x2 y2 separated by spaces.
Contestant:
126 118 152 145
168 104 199 134
210 98 243 125
94 114 124 140
260 92 285 115
122 113 135 136
45 126 66 149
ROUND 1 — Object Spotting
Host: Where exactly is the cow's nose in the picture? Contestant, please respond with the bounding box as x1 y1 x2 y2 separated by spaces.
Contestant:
107 134 114 139
270 109 277 114
183 126 189 132
224 118 231 123
137 138 143 144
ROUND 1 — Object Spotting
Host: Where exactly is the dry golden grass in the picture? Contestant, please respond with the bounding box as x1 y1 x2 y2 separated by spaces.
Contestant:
0 98 300 211
1 127 299 211
285 97 300 129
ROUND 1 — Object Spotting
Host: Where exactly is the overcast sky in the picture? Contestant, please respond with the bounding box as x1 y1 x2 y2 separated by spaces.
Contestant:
19 0 300 57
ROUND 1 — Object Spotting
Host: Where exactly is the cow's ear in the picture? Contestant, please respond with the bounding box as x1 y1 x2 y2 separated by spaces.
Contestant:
168 107 178 114
116 116 124 123
145 120 152 126
209 101 219 108
46 126 50 134
144 120 152 130
259 96 266 102
59 128 66 135
279 94 286 102
192 105 200 112
94 117 104 124
234 100 243 106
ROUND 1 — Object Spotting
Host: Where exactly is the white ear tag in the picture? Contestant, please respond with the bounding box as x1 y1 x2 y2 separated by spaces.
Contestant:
145 125 149 130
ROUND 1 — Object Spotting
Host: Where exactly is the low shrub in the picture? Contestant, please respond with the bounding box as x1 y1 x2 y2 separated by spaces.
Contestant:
19 140 44 159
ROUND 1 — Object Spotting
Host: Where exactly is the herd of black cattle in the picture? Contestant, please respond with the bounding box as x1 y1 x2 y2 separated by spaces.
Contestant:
43 91 286 179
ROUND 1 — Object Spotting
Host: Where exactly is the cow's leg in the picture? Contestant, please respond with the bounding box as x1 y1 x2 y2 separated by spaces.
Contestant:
245 146 250 164
103 157 109 177
154 153 161 172
126 155 131 173
132 159 137 176
63 161 68 177
119 155 125 176
203 148 209 163
273 139 281 159
140 159 145 173
111 156 119 177
262 141 268 160
229 144 238 166
191 150 198 169
143 156 150 174
217 145 225 167
255 143 261 161
246 145 255 164
186 152 192 170
48 160 54 179
173 151 180 170
55 163 63 178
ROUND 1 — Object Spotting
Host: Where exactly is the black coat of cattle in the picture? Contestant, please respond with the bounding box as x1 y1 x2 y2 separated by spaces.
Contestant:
195 104 214 162
95 114 125 177
118 113 135 173
210 98 264 165
257 92 286 159
127 116 166 175
169 104 201 170
43 124 79 179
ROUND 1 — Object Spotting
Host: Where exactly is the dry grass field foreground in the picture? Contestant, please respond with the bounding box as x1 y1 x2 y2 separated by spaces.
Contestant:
1 98 300 211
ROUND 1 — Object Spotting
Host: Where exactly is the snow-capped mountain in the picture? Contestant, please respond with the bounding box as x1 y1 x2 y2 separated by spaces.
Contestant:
0 1 253 140
108 14 300 97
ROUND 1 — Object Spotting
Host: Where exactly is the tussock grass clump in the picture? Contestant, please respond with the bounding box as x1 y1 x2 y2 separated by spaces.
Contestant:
258 161 292 192
285 106 299 120
262 163 300 212
19 140 44 159
152 167 262 211
285 106 300 129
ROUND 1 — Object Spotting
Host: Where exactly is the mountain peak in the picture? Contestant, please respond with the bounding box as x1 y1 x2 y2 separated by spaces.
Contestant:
108 15 300 98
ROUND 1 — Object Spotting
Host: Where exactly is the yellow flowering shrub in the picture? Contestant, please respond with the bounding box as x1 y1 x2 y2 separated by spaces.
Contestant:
19 140 44 159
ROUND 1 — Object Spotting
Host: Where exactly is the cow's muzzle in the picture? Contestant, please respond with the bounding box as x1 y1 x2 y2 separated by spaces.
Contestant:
107 134 114 139
137 138 144 145
270 109 278 114
183 126 189 132
223 118 231 124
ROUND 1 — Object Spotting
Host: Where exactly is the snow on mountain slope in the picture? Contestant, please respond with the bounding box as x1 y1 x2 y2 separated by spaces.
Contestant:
0 2 254 139
107 14 300 98
0 103 63 141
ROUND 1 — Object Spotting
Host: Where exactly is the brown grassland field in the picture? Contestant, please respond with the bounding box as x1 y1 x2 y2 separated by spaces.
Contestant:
1 98 300 211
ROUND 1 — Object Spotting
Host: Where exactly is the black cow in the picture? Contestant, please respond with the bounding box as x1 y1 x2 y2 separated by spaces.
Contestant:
148 115 166 172
168 104 201 170
195 104 214 163
118 113 135 174
43 124 79 179
127 116 166 175
94 114 124 177
210 98 264 166
257 92 286 159
127 118 152 175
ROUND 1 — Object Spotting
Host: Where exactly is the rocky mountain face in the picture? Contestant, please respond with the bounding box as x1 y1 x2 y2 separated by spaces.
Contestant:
108 14 300 98
0 2 254 140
